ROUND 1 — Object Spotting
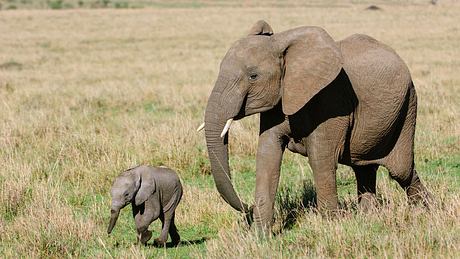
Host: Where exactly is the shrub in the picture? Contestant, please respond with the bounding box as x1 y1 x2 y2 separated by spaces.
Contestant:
114 1 129 8
48 0 63 9
100 0 110 7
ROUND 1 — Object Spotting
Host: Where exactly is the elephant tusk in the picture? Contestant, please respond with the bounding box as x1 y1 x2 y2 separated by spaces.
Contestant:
220 118 233 138
196 122 205 132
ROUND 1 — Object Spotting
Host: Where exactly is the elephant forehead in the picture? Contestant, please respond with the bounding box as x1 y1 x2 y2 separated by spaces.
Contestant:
110 188 123 197
229 36 274 61
112 176 132 189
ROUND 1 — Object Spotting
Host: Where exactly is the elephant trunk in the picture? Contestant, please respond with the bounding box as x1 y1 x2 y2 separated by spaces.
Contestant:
204 76 250 214
107 209 120 234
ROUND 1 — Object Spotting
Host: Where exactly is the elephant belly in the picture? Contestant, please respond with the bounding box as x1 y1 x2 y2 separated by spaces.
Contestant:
349 108 405 163
340 34 413 162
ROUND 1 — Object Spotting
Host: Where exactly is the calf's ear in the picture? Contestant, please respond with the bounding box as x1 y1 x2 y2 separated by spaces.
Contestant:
134 169 156 206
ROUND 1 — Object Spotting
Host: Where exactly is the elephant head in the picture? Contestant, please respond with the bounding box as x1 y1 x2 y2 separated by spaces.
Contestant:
107 167 156 234
203 20 343 214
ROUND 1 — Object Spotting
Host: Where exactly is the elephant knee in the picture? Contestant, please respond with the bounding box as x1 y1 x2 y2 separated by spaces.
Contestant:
135 215 155 233
387 163 414 187
385 155 414 180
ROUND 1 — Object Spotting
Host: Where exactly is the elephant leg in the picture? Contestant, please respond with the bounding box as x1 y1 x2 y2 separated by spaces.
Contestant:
168 213 180 246
404 169 432 205
387 162 432 206
137 229 152 246
308 157 339 213
305 128 346 213
253 114 287 236
133 200 159 245
253 136 284 235
155 211 174 246
384 86 432 206
135 216 153 245
301 101 349 213
352 164 378 210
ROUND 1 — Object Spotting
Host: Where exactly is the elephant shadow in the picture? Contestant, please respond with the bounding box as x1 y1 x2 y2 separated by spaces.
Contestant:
275 180 391 233
148 237 208 248
275 180 317 232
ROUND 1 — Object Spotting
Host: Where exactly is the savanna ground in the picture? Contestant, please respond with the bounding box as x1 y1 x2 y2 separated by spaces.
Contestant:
0 0 459 258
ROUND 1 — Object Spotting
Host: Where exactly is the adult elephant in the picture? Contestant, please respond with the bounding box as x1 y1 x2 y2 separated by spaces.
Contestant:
199 20 431 234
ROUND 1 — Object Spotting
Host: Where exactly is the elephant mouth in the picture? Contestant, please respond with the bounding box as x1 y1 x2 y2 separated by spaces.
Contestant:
234 95 280 121
240 93 282 120
233 95 248 120
198 94 281 137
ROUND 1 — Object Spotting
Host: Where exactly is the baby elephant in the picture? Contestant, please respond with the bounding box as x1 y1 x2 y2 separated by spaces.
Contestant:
107 165 183 246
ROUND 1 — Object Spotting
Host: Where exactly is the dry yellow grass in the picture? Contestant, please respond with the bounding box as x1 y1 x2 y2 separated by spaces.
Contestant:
0 1 459 258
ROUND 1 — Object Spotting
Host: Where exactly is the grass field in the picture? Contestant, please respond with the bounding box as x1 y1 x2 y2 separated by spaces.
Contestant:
0 1 459 258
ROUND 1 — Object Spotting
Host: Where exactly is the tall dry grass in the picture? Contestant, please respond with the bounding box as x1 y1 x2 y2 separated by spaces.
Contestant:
0 1 459 258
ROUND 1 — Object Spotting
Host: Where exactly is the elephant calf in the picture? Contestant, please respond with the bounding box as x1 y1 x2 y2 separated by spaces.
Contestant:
107 165 183 246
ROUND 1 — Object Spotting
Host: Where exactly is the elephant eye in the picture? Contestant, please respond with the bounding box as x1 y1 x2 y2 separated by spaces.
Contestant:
249 73 258 81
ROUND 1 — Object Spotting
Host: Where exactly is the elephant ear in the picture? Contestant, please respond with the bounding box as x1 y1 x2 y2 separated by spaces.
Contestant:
248 20 273 36
134 167 156 206
280 27 343 115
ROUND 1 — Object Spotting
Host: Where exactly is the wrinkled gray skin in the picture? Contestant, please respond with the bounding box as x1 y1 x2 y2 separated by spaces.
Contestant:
107 165 182 246
204 20 432 235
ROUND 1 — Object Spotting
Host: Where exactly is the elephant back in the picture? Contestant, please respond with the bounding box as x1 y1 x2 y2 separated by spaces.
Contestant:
339 34 414 160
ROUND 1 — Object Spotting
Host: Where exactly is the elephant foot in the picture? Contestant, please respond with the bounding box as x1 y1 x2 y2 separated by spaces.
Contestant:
407 184 434 208
357 193 378 212
317 206 342 219
139 230 152 245
171 235 180 246
253 222 273 240
154 237 167 247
